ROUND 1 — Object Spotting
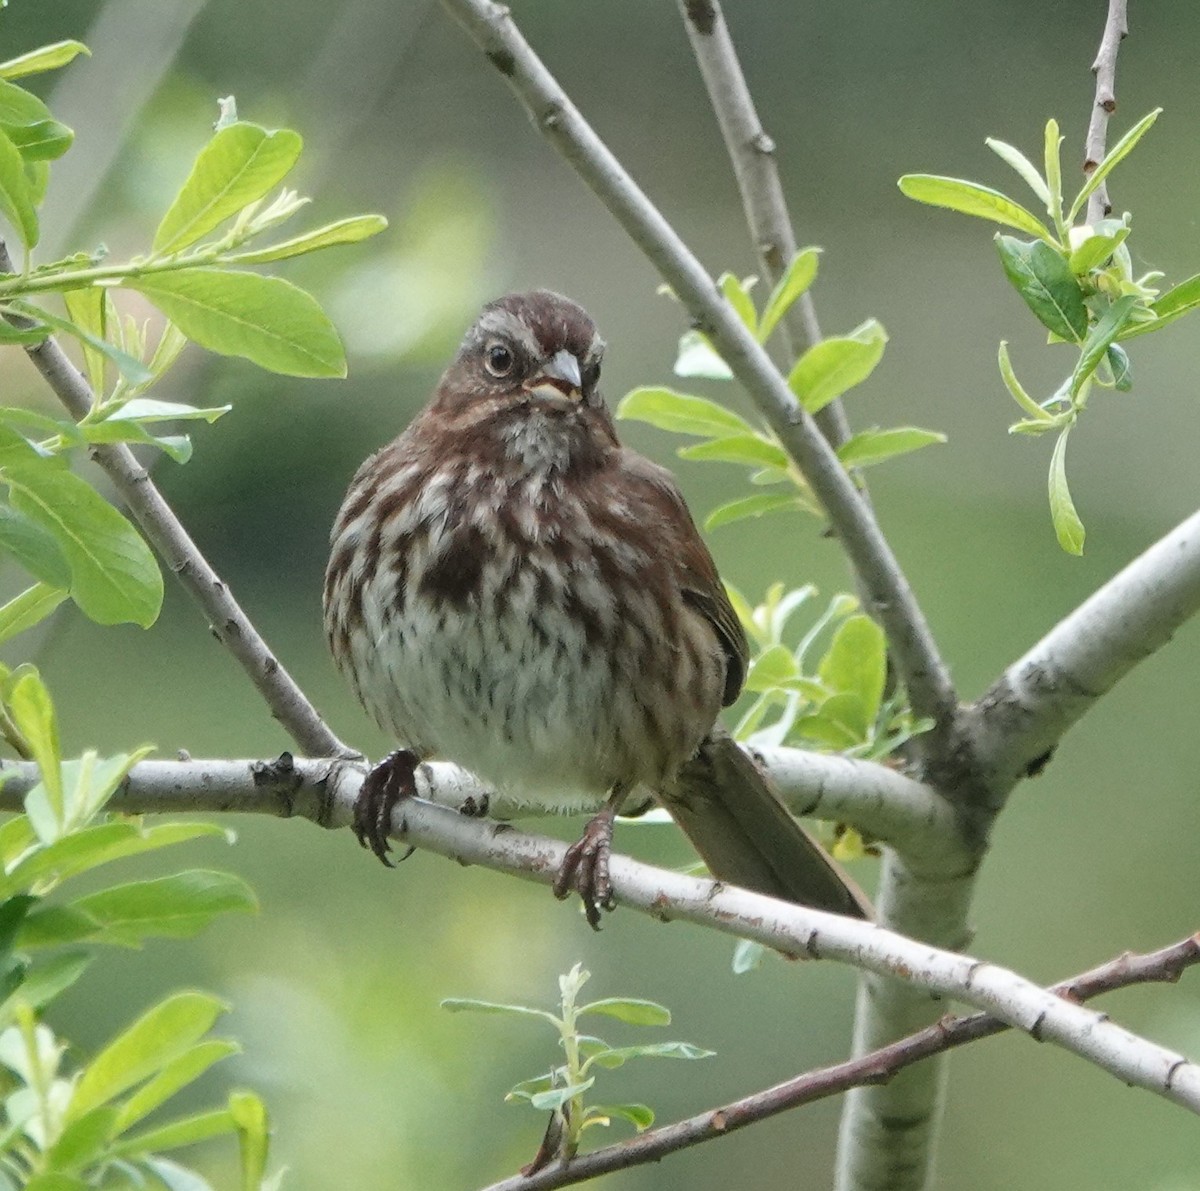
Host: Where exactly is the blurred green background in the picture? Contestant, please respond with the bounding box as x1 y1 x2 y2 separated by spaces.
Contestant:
3 0 1200 1187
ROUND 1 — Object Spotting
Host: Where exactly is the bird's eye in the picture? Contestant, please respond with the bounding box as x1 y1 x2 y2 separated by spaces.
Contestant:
484 342 515 378
586 360 602 386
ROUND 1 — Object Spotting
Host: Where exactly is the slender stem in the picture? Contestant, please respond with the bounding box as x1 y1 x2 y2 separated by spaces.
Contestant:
674 0 852 450
1084 0 1129 225
438 0 957 740
0 242 350 759
478 933 1200 1190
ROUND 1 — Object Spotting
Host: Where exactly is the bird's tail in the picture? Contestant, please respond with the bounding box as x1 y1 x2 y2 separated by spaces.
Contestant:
662 730 874 920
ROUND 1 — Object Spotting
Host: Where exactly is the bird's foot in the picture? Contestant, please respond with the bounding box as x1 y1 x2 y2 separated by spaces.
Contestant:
553 805 617 930
354 750 419 866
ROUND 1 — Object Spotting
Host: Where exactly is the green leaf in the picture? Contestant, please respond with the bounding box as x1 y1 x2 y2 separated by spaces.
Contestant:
673 329 732 380
718 273 757 334
0 583 67 647
224 214 388 265
1067 219 1130 274
154 123 303 254
732 938 766 974
585 1041 714 1069
4 119 73 162
985 138 1051 209
112 1107 236 1157
1068 108 1162 223
115 1040 239 1133
1147 272 1200 325
63 288 109 396
677 434 788 469
1069 294 1137 400
758 248 820 342
1106 343 1132 390
46 1107 120 1172
578 998 670 1026
141 1156 218 1191
995 236 1088 341
0 317 49 345
1048 426 1084 555
230 1090 270 1191
0 125 38 248
9 668 62 820
818 615 886 729
72 992 228 1119
0 952 91 1016
744 644 798 692
615 387 751 437
835 427 946 468
1044 118 1064 234
105 398 230 424
7 820 226 894
898 175 1053 241
705 492 810 531
18 905 101 948
80 421 192 464
67 870 257 946
529 1080 594 1112
997 340 1052 421
129 268 346 378
0 42 90 82
587 1102 655 1131
3 463 163 627
439 998 558 1025
788 319 887 413
796 696 865 748
0 505 71 587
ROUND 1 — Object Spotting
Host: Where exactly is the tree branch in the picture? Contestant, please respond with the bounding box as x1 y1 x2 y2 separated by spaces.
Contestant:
3 754 1197 1123
967 506 1200 802
0 241 350 760
674 0 853 451
1084 0 1129 225
477 932 1200 1191
438 0 958 739
0 745 959 863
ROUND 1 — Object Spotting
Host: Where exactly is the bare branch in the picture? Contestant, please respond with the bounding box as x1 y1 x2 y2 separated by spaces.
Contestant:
0 745 958 861
4 754 1198 1122
438 0 958 739
967 506 1200 802
1084 0 1129 224
674 0 853 450
0 241 350 760
478 933 1200 1191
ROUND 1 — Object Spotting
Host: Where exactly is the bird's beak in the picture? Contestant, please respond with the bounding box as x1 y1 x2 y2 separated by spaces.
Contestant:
525 349 583 403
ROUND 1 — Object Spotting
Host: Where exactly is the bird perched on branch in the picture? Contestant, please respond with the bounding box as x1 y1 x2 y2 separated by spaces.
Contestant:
323 290 871 925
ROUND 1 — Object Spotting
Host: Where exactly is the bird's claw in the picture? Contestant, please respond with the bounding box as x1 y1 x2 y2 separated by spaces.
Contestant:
353 750 419 866
553 807 616 930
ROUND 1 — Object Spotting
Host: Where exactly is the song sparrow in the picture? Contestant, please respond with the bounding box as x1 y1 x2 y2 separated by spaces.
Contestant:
324 290 870 926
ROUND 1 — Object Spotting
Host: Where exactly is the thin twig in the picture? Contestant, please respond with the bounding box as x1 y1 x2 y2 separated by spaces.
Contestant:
478 933 1200 1190
675 0 853 451
0 241 350 759
967 505 1200 803
438 0 958 742
1084 0 1129 225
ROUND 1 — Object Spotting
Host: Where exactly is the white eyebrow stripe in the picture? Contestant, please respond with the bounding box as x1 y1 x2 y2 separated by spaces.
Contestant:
475 309 541 357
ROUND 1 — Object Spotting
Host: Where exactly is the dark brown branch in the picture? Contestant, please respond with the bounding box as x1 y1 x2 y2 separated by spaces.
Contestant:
478 933 1200 1191
1084 0 1129 224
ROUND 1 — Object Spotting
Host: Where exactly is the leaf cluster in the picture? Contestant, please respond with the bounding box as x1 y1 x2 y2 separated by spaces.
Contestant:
443 964 712 1165
901 112 1200 553
0 39 384 642
0 667 270 1190
620 252 944 534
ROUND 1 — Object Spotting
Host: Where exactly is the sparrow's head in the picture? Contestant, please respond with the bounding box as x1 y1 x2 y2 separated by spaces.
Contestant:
438 290 605 410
